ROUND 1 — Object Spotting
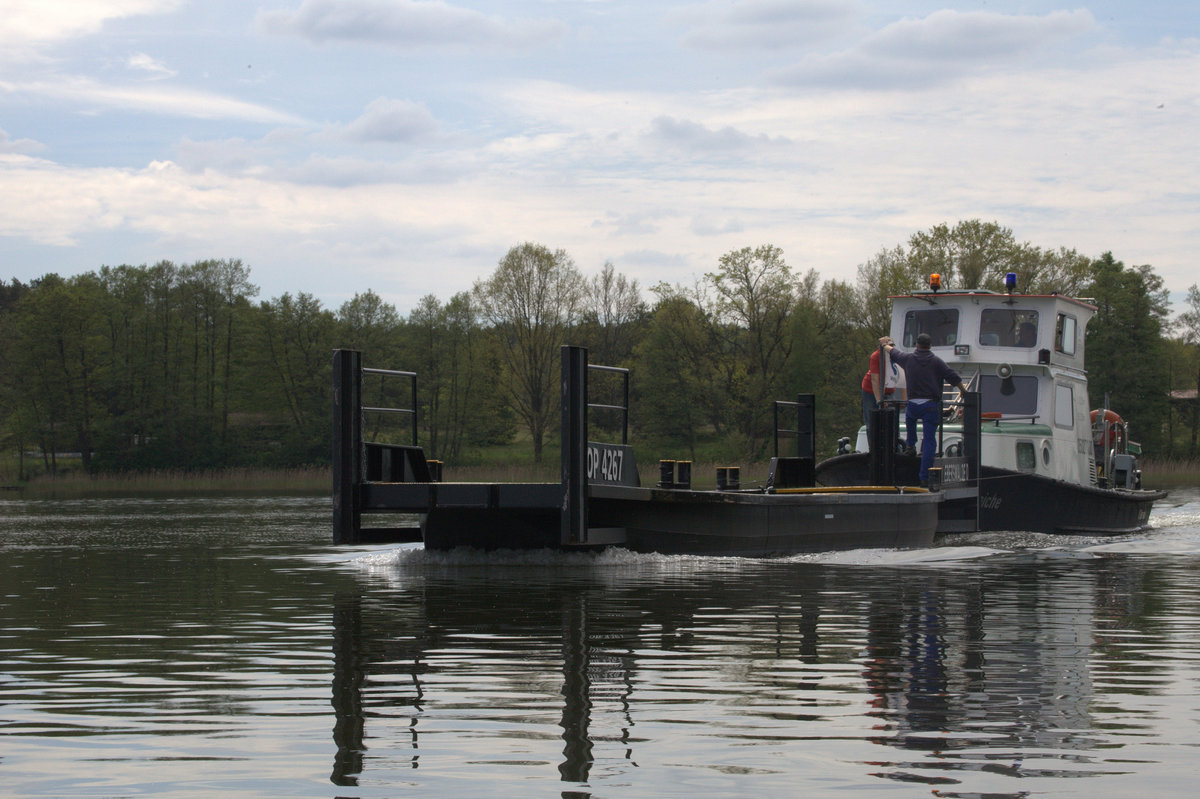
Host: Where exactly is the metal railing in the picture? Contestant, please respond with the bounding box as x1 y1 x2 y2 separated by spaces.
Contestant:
773 395 816 459
360 366 418 447
587 363 630 445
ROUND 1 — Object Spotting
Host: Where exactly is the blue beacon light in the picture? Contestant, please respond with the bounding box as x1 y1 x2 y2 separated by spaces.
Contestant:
1005 272 1017 293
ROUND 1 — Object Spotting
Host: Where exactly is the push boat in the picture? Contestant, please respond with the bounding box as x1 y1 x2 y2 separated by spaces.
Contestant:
814 275 1165 534
332 346 975 555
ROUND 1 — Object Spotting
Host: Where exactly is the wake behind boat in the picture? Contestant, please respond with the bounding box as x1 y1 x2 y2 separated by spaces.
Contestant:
815 274 1165 534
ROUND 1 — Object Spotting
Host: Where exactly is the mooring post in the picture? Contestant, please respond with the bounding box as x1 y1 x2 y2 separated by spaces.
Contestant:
561 345 588 546
868 405 896 485
332 349 363 544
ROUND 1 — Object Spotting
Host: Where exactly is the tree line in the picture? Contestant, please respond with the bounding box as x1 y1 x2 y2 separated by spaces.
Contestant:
2 220 1198 481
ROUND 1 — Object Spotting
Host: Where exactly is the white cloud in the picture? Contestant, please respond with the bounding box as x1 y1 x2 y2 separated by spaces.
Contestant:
0 0 181 57
257 0 568 51
1 77 309 125
127 52 176 79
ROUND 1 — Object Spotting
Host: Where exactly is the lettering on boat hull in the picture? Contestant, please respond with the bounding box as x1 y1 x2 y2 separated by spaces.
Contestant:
587 443 638 486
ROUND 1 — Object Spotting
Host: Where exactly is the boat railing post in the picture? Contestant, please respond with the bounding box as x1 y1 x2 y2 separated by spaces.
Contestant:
333 349 363 545
561 345 588 546
961 391 981 474
796 394 815 460
796 393 817 487
962 390 981 530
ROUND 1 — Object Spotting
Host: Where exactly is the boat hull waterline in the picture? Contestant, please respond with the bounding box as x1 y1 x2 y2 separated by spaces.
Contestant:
816 452 1162 534
417 484 942 556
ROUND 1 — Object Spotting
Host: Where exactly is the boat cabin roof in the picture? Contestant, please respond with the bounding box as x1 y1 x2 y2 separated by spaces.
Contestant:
887 290 1095 374
888 288 1097 311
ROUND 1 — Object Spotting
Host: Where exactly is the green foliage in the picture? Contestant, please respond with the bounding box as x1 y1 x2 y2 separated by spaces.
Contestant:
576 261 648 366
634 291 716 456
903 220 1094 295
473 242 584 462
1162 336 1199 458
1084 253 1170 451
402 292 514 459
0 224 1190 475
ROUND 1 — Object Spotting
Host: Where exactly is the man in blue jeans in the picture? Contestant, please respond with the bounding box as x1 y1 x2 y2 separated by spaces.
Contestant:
879 333 968 486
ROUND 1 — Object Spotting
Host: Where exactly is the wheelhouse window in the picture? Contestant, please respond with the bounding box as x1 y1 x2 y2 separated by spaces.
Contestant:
903 308 960 348
979 374 1039 416
1055 313 1077 355
978 309 1039 348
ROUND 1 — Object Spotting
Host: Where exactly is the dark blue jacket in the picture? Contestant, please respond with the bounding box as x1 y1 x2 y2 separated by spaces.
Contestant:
890 349 962 401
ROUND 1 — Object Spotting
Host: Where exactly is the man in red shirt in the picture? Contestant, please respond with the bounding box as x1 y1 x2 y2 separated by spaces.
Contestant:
860 337 905 443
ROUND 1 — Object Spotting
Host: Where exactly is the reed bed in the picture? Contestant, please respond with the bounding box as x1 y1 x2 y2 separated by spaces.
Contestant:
1139 458 1200 488
442 463 559 483
15 467 331 499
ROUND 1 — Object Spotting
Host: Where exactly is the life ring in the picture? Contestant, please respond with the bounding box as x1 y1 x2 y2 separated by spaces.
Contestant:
1090 409 1123 445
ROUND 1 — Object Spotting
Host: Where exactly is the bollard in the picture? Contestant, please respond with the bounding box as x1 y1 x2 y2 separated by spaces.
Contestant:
676 460 692 490
658 459 676 489
927 466 942 492
716 466 740 491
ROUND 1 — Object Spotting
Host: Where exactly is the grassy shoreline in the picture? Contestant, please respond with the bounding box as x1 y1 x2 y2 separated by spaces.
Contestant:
4 457 1196 499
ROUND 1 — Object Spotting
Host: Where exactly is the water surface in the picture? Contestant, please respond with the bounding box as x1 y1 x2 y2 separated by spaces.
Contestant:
3 490 1200 798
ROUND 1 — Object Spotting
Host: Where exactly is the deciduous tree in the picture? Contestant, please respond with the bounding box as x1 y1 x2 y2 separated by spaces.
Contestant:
473 243 584 462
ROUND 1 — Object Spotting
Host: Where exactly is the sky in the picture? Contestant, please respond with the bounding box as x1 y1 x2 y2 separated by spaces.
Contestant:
2 0 1197 315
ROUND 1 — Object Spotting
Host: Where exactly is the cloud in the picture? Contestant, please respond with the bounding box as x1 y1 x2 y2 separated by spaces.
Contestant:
679 0 860 51
277 154 470 187
176 137 473 187
340 98 439 143
869 8 1096 60
646 115 793 153
0 128 44 154
257 0 568 51
1 77 309 125
593 210 672 237
690 216 746 236
0 0 182 57
127 52 176 79
769 9 1097 89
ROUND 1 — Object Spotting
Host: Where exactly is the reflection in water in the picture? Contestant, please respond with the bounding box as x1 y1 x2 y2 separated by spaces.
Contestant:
327 547 1197 795
4 494 1200 798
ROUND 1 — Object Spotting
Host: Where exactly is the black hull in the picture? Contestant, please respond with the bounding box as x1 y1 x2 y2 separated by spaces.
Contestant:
418 485 941 555
588 485 940 556
815 453 1164 535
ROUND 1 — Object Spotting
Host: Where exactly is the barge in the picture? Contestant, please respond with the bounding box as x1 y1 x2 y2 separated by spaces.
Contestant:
333 346 980 554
